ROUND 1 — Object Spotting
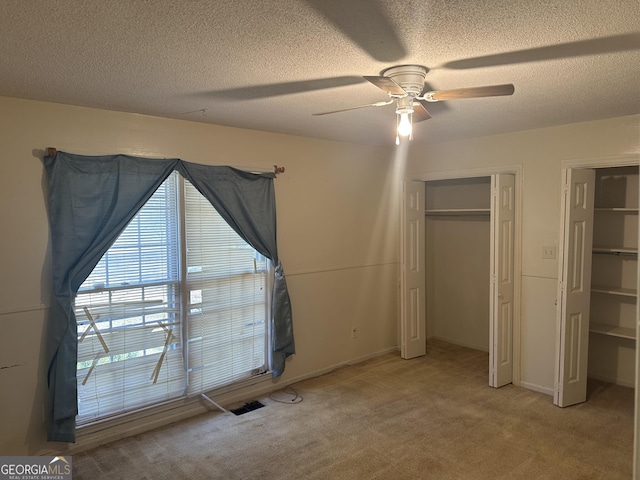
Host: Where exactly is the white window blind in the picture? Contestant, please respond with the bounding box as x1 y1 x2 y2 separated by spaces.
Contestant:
184 181 268 394
74 172 268 425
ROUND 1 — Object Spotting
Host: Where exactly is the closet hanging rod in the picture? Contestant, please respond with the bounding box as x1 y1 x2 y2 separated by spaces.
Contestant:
45 148 284 175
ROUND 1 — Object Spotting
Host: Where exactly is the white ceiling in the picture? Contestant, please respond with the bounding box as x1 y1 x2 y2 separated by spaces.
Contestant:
0 0 638 146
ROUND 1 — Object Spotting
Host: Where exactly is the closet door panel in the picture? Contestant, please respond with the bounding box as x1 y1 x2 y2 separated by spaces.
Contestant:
555 168 595 407
490 173 515 387
401 181 426 359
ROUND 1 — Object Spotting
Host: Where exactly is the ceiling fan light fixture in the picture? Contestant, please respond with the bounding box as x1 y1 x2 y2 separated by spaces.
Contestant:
397 111 413 137
396 96 414 139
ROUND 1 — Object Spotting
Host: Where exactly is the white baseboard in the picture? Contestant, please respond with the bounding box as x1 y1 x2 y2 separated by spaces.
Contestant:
519 381 554 396
42 345 399 456
587 373 635 389
501 377 632 397
431 336 489 353
285 346 400 385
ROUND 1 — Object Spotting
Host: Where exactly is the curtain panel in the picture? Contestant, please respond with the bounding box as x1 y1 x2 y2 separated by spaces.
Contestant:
44 151 294 442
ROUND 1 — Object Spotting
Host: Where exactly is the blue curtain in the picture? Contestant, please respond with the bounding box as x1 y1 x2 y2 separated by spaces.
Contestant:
44 151 294 442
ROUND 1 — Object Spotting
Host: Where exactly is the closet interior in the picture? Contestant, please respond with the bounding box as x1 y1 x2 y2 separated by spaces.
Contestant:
588 165 638 387
425 177 491 352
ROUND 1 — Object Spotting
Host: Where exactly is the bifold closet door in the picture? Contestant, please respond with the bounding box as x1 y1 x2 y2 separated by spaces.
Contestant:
401 181 426 359
401 174 517 383
490 173 516 388
554 168 595 407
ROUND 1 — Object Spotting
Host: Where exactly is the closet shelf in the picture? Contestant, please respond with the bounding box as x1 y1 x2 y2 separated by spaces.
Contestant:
594 207 639 213
591 286 637 298
592 247 638 256
589 322 636 340
425 208 490 217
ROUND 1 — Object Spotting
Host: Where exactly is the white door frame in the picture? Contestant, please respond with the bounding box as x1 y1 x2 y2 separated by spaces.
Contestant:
636 168 640 480
554 154 639 475
406 165 523 386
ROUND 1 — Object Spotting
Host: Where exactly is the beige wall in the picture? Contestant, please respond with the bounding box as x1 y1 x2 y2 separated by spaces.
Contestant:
1 93 638 456
406 114 640 393
0 96 400 454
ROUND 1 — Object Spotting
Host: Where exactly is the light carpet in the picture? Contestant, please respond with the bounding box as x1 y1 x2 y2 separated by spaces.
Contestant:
72 339 634 479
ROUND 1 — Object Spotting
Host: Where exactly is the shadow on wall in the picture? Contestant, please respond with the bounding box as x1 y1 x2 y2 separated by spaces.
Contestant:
352 140 409 346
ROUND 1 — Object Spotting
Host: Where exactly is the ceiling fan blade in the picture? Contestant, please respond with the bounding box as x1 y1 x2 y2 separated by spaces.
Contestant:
363 76 406 95
304 0 406 62
200 76 365 100
312 100 393 116
418 82 451 115
442 33 640 69
412 100 432 122
426 84 515 102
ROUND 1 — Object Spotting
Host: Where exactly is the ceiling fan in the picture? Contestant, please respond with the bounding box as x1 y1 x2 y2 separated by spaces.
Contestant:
312 64 514 144
198 0 637 146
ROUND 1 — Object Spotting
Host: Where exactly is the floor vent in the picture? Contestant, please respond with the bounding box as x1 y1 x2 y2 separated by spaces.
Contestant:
230 401 265 416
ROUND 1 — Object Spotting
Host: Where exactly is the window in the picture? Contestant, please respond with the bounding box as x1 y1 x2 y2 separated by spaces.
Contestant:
74 172 269 424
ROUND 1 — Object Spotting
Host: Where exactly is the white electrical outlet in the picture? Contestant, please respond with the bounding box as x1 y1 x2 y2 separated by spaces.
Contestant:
351 327 358 339
542 245 557 259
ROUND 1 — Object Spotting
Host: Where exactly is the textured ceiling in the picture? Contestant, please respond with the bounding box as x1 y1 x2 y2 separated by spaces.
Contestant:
0 0 638 146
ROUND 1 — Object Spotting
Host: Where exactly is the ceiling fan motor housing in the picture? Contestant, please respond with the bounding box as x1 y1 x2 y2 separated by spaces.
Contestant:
381 64 428 96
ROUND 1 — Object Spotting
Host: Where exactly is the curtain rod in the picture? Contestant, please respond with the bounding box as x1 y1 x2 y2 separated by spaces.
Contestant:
46 148 285 176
